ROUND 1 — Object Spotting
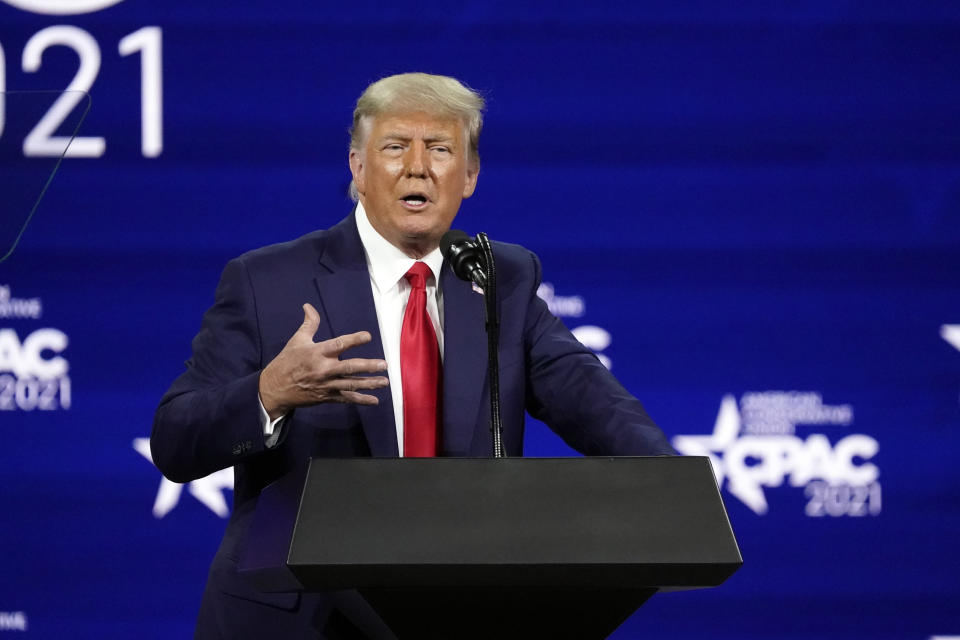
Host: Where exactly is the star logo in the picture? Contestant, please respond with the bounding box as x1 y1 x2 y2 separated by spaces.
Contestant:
942 324 960 353
132 438 233 518
672 395 771 513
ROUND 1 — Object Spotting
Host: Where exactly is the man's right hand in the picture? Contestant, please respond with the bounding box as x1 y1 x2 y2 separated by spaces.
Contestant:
258 303 389 421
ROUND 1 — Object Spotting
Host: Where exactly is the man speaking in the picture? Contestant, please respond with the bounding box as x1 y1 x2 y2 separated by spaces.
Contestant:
152 72 674 638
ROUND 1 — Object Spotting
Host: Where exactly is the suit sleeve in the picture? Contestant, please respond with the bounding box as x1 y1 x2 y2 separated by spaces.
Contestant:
151 257 277 483
521 252 676 456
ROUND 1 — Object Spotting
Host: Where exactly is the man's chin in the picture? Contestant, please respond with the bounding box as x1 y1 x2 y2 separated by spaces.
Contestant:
397 228 446 257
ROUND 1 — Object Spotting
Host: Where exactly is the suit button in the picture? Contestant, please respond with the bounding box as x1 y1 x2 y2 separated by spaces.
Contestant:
232 443 243 456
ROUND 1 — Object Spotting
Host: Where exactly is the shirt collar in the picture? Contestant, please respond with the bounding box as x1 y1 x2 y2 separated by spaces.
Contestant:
355 202 444 293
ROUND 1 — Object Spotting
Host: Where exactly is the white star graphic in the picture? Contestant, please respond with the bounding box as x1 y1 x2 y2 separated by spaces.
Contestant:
941 325 960 353
672 394 770 515
132 438 233 518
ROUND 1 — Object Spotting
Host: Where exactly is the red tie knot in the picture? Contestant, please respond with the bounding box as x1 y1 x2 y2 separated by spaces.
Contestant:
405 262 432 290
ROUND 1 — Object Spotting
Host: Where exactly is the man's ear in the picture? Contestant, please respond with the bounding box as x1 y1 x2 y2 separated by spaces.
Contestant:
349 149 365 195
462 162 479 199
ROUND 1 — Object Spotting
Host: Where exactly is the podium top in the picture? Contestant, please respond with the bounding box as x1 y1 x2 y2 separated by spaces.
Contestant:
281 456 741 590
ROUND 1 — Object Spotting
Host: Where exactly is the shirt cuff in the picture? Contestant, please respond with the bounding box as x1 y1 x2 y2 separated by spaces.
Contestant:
258 394 287 449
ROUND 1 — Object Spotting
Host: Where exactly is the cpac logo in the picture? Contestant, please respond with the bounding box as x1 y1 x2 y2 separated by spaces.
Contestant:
0 328 68 379
0 0 124 15
0 328 71 411
673 392 881 517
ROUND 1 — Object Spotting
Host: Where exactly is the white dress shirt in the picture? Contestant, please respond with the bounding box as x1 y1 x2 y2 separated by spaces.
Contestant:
260 202 444 456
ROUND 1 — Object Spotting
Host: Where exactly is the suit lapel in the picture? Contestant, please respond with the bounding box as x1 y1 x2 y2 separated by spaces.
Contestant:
440 263 489 455
312 215 399 457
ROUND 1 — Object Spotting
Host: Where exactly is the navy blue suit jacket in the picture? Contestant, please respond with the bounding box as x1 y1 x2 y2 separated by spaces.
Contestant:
151 214 673 636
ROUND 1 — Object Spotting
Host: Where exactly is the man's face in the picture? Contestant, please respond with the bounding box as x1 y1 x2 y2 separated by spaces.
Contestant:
349 111 479 258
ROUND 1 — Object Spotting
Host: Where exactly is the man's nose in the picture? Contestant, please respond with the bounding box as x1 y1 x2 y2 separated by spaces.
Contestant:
404 143 429 178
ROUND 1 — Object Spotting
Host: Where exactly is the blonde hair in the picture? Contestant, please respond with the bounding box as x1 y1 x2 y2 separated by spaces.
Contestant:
349 72 485 201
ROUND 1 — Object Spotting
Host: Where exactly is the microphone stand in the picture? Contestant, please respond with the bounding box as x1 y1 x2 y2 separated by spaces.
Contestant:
475 233 505 458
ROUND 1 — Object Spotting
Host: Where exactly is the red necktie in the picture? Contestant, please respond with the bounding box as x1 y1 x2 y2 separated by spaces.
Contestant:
401 262 441 457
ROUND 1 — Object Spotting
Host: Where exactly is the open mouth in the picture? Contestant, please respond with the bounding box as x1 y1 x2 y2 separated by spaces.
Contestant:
400 193 429 207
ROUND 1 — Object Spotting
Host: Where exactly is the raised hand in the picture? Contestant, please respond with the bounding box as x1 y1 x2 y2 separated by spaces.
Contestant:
258 303 389 420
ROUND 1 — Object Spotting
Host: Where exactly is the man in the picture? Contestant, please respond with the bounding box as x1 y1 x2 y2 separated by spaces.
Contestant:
152 72 674 639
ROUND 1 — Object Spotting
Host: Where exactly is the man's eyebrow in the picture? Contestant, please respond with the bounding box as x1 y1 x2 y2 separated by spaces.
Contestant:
423 133 455 143
376 132 456 144
378 132 412 142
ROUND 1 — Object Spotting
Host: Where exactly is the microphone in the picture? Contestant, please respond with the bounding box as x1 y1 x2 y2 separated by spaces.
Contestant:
440 229 504 458
440 230 487 288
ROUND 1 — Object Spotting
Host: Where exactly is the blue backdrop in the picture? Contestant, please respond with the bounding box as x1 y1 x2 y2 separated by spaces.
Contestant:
1 1 959 637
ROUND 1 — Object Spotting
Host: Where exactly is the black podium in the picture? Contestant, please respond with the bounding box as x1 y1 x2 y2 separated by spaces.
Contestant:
240 456 741 639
